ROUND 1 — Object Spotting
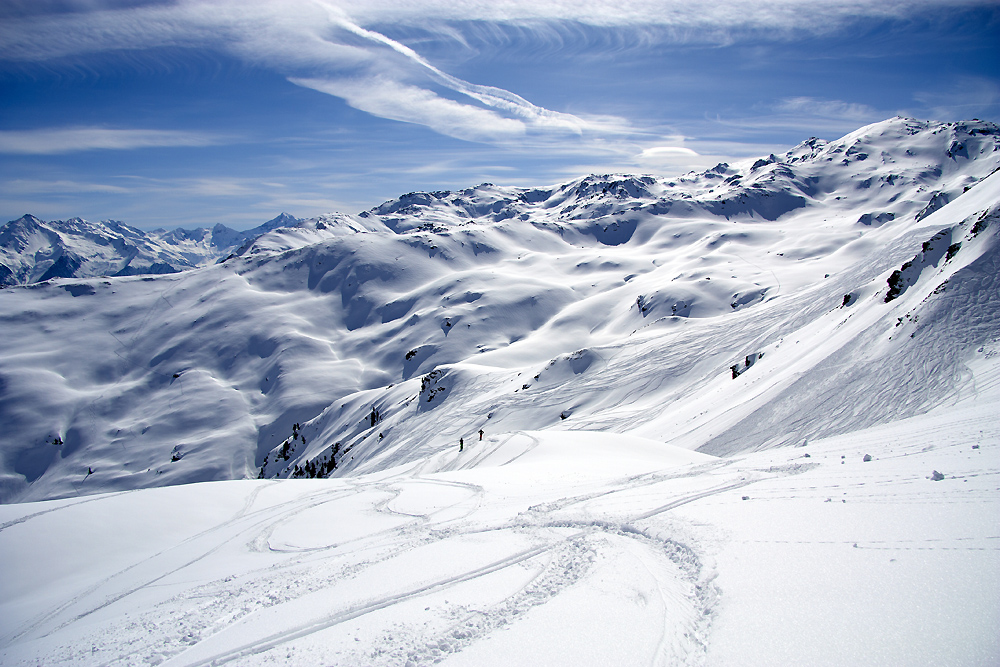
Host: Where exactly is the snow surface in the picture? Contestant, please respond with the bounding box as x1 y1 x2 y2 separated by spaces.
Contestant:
0 388 997 666
0 117 999 663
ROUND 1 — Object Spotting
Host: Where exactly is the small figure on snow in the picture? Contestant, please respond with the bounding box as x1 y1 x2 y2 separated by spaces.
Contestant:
459 438 464 452
479 429 484 441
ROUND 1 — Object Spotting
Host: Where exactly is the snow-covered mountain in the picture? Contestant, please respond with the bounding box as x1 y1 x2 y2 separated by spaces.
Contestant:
0 212 303 286
1 116 999 666
0 116 998 505
149 212 306 265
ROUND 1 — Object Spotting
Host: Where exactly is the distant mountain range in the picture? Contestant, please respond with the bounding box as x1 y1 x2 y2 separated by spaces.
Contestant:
0 117 998 504
0 212 302 287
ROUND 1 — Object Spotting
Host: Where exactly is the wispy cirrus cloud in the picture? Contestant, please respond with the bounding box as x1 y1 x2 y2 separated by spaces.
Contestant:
292 77 529 143
0 1 606 144
0 178 131 194
913 76 1000 121
323 0 995 35
773 97 882 122
114 174 290 198
0 126 226 154
700 96 889 140
1 0 987 148
7 1 977 61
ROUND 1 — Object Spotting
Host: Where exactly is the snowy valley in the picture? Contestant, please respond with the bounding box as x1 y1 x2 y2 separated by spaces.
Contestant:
0 117 998 665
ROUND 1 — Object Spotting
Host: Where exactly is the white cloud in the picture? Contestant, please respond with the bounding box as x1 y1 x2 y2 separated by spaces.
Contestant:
0 179 132 195
0 1 612 144
0 127 225 154
304 9 605 137
294 76 527 142
328 0 989 34
912 76 1000 121
639 146 700 158
634 145 704 174
774 97 881 122
0 1 987 147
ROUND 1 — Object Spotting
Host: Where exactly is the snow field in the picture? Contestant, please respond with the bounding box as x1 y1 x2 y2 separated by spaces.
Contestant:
1 388 997 665
0 117 999 664
691 398 1000 666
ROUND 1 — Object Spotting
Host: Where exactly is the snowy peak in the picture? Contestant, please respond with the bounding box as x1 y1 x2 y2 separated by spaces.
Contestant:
355 118 1000 237
150 213 304 255
4 119 995 288
0 214 174 286
259 211 300 230
0 212 308 286
360 183 525 232
231 212 389 257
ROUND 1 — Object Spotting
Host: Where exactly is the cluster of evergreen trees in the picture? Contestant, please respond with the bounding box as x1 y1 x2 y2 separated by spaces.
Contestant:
259 422 307 478
288 442 340 479
260 399 383 480
258 422 342 480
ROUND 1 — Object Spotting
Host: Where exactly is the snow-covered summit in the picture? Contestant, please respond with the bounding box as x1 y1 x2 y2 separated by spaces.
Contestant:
0 212 306 286
355 117 998 234
0 214 184 286
151 212 305 257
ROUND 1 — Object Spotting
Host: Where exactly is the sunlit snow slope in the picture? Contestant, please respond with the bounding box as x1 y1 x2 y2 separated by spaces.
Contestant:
0 117 998 504
0 392 997 666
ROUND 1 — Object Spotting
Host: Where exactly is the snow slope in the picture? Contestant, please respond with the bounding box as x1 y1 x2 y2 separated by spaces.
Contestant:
0 213 305 286
0 386 996 666
1 115 999 665
1 117 997 504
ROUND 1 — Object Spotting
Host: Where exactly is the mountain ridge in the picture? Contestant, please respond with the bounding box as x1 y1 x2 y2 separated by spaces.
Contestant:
0 116 998 503
0 212 304 287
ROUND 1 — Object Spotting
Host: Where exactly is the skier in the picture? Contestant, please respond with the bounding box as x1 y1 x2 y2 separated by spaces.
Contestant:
479 429 484 441
459 438 464 452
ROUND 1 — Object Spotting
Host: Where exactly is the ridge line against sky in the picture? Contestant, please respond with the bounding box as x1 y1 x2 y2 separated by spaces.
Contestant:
1 0 998 229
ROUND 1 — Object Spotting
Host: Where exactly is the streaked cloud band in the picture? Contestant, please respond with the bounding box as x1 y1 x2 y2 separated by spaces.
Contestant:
0 127 226 154
0 1 992 147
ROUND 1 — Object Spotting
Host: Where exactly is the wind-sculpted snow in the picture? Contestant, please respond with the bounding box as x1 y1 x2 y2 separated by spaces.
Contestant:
0 117 999 504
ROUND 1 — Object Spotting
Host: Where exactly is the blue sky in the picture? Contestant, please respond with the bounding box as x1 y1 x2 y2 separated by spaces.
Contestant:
1 1 998 230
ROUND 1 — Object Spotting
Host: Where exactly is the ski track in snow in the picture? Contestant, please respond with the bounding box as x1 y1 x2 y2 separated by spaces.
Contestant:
1 118 999 665
0 446 745 665
3 397 997 665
